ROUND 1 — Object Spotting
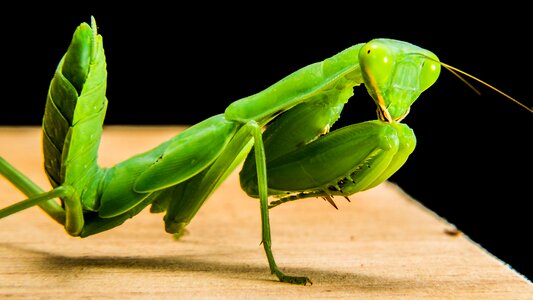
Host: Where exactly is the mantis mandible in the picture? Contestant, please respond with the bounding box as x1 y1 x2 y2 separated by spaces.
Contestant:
0 17 530 285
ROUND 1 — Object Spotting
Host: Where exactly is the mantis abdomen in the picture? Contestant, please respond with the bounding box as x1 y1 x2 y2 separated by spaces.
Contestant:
42 20 107 211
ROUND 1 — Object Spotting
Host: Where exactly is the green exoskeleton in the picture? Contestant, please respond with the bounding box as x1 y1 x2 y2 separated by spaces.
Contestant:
3 17 526 285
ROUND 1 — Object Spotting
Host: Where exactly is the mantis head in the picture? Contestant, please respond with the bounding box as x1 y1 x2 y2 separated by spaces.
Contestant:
359 38 441 122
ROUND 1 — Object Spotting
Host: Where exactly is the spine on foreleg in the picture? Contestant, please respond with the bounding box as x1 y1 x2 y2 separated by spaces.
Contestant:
42 18 108 211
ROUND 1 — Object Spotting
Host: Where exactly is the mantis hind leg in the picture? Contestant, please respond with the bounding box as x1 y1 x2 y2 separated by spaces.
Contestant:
0 157 85 236
0 157 65 222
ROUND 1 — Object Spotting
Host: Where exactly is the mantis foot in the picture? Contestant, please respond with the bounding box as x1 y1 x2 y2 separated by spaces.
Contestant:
274 270 312 285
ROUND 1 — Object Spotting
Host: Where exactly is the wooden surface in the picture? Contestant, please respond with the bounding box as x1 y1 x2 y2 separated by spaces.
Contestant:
0 126 531 299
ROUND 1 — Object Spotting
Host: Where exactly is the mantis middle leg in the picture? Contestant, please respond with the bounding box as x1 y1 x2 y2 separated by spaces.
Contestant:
160 120 312 284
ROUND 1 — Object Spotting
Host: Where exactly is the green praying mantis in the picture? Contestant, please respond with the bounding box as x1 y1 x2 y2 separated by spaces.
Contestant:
1 17 531 285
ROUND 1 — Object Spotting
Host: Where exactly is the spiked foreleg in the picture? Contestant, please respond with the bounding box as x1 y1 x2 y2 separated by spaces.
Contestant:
241 120 416 207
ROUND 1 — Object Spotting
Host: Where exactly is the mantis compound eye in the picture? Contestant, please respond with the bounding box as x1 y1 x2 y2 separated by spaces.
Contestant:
359 41 395 88
419 56 441 92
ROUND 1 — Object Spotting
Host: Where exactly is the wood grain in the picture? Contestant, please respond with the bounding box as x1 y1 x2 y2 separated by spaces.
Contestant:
1 126 531 299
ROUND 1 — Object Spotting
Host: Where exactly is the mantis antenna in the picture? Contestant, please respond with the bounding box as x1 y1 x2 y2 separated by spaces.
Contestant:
441 61 532 113
421 54 532 114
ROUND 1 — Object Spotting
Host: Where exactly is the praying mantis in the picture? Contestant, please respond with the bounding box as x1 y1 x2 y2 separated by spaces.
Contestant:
1 17 531 285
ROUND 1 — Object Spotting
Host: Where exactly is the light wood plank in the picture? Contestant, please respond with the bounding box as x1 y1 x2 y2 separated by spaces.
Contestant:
1 126 531 299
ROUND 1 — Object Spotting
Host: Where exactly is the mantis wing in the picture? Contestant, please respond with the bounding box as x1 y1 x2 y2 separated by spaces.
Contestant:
98 114 238 218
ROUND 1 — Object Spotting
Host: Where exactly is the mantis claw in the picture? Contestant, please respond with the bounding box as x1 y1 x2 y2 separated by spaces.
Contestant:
322 195 338 209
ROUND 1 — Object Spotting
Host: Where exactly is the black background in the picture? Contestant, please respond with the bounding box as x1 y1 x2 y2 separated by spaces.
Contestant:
1 6 531 280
